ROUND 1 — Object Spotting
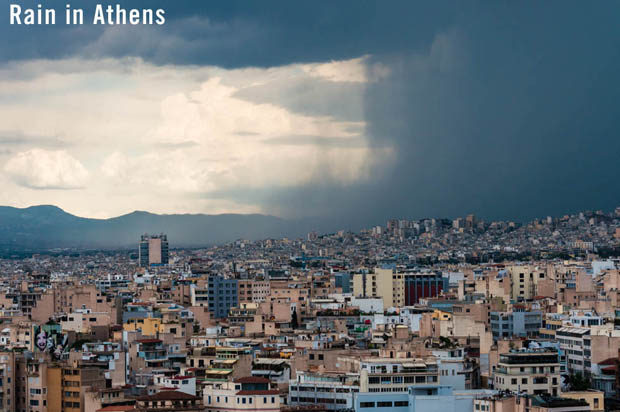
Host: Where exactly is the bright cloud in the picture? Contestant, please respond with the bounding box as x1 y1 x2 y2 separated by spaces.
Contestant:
4 148 89 190
0 56 393 217
302 55 390 83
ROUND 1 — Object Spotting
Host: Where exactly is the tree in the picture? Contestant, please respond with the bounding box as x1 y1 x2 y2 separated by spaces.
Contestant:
291 307 299 330
568 372 591 391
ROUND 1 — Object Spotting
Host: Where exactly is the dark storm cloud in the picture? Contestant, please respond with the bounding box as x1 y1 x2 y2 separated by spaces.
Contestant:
197 2 620 227
1 0 452 66
3 1 620 225
358 3 620 223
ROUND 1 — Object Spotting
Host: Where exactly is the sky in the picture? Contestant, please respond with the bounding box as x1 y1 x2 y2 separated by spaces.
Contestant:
1 1 619 227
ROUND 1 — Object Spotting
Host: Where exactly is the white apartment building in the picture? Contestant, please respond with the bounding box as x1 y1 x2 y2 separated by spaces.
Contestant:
359 357 439 392
493 350 561 396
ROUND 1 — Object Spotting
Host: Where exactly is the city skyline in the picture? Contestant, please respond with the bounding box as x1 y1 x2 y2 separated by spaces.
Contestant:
0 203 618 253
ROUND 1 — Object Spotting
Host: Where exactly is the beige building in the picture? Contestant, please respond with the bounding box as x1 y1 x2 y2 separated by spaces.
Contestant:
0 352 17 412
203 377 280 412
561 390 604 412
506 265 547 300
251 280 270 303
352 268 404 309
494 350 561 396
475 394 590 412
61 309 112 333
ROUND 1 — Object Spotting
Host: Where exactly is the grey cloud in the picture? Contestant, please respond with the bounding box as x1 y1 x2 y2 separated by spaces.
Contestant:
262 136 374 149
154 141 199 149
0 132 72 148
233 78 366 122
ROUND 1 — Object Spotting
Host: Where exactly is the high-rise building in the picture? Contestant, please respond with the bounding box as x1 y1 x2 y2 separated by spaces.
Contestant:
139 233 169 267
352 268 404 308
207 275 238 318
506 264 547 301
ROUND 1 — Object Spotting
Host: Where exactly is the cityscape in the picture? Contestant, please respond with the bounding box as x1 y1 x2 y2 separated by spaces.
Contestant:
2 1 620 412
0 207 616 411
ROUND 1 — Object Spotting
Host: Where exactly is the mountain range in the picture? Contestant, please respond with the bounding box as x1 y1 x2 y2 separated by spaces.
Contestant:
0 205 329 251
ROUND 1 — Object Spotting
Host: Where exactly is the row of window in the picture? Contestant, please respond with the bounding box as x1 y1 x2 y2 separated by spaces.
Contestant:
63 401 80 408
496 376 558 385
368 387 409 392
206 396 276 405
360 401 409 408
291 397 347 404
291 386 358 393
368 375 437 384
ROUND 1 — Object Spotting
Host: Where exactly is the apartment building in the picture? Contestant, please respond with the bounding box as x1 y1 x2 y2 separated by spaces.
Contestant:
493 350 560 396
203 377 280 412
556 327 591 374
352 268 404 309
490 308 542 340
288 371 359 410
359 358 439 392
47 363 107 412
505 265 547 301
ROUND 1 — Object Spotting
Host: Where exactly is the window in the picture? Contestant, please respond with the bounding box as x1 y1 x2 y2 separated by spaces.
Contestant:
378 401 392 407
394 401 408 407
360 402 376 408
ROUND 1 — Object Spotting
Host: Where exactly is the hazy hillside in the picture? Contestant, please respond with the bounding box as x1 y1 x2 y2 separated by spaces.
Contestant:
0 205 325 250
